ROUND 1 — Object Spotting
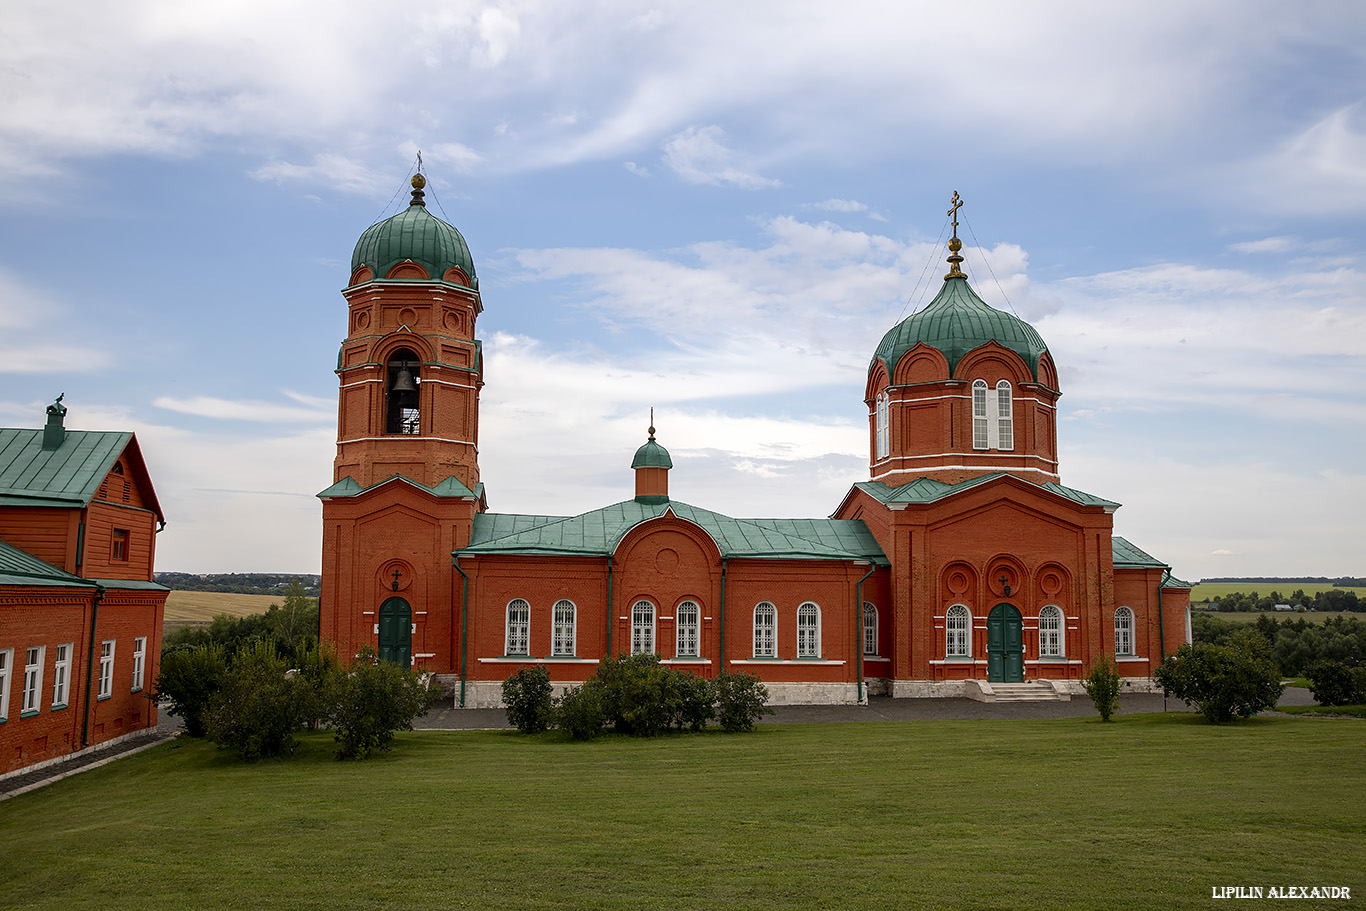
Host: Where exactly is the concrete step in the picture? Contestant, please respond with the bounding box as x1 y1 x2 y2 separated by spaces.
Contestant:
964 681 1072 703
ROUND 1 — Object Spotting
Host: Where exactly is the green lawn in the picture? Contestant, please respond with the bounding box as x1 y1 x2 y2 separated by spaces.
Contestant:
1189 582 1366 602
3 715 1363 911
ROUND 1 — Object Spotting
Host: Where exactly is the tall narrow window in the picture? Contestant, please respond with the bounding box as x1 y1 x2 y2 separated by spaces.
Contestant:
995 381 1014 450
753 602 776 658
1115 607 1135 656
52 643 71 708
972 380 990 449
1038 606 1063 657
386 348 422 434
863 603 879 656
98 641 114 699
505 600 530 656
946 604 971 656
797 602 821 658
875 392 890 459
631 600 656 655
0 649 11 721
676 601 699 657
552 600 576 657
132 637 146 691
22 646 44 715
111 528 129 562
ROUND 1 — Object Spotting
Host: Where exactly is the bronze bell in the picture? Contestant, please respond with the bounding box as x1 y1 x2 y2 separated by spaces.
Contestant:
392 366 417 393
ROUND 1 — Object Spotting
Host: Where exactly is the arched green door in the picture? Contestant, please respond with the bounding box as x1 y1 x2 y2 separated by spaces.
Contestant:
987 604 1024 682
378 597 412 666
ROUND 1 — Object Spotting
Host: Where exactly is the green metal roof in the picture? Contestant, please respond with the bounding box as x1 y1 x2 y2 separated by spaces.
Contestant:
0 428 163 522
871 276 1050 382
460 500 888 565
1111 537 1190 587
631 438 673 469
852 475 1119 510
0 538 96 588
317 474 481 500
352 202 477 288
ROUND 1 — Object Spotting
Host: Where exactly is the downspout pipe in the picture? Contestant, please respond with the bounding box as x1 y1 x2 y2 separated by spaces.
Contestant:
606 560 614 656
454 558 469 708
719 558 728 677
1157 565 1170 663
854 563 875 705
82 584 106 746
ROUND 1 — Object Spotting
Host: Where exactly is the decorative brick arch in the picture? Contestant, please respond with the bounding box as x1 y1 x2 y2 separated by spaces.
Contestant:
891 343 950 385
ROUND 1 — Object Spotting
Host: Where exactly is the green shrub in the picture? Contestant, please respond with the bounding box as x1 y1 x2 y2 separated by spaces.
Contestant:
714 672 773 732
1304 659 1366 706
153 642 228 737
205 640 305 760
293 643 343 729
330 648 440 759
1082 654 1122 722
671 671 715 732
502 666 555 734
594 653 682 736
555 681 605 740
1154 639 1285 724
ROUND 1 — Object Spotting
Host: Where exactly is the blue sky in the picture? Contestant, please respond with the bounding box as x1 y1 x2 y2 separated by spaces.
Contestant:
2 1 1363 579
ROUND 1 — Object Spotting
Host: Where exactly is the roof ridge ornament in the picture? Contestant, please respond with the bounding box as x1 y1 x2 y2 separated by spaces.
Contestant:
944 190 966 280
410 172 427 208
648 407 656 441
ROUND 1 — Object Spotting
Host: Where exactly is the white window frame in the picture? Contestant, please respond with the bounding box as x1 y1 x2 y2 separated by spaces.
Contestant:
505 600 530 656
753 602 776 658
0 648 11 721
946 604 972 657
131 637 146 692
972 380 990 450
972 379 1015 450
1115 606 1135 657
862 603 878 656
875 392 890 459
675 600 700 657
797 602 821 658
22 645 45 715
98 640 115 700
52 643 72 708
1038 605 1063 657
631 600 656 655
551 600 576 657
995 380 1014 451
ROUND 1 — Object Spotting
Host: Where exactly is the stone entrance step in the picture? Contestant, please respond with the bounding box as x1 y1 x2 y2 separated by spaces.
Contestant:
964 680 1072 703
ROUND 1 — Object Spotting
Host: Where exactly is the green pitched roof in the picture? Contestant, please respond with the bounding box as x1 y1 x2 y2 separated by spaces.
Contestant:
0 428 163 523
1110 536 1189 587
460 500 888 565
871 276 1050 382
852 475 1118 510
0 538 96 588
317 474 482 501
352 202 477 288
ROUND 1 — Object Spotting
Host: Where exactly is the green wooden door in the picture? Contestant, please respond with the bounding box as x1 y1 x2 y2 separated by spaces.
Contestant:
987 604 1024 682
378 597 411 666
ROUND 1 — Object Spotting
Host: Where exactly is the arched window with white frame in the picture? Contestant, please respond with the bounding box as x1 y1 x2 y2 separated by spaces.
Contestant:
863 603 879 656
946 604 971 656
1038 605 1063 657
1115 606 1135 656
875 392 890 459
552 599 576 657
972 380 990 450
631 600 656 655
753 602 776 658
995 380 1014 450
797 602 821 658
676 600 700 657
505 599 530 656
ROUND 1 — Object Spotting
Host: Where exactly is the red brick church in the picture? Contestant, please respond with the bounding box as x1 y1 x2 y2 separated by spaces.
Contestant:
319 178 1190 705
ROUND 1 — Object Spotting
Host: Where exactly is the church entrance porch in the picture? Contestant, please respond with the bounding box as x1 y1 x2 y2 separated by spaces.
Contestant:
986 604 1023 682
378 597 412 666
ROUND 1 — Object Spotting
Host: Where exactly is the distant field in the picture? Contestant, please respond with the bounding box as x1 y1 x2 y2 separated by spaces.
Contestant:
164 590 285 625
1190 582 1366 602
1197 610 1357 624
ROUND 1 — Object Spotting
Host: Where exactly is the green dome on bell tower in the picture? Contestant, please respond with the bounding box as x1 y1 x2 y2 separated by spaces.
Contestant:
351 174 478 287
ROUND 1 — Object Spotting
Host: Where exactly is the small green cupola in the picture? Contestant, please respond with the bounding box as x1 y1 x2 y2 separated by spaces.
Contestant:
633 413 671 504
351 175 478 287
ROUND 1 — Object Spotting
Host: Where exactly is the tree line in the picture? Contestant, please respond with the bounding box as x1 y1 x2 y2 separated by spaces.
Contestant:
1192 612 1365 677
163 580 319 662
155 572 321 596
1202 588 1362 612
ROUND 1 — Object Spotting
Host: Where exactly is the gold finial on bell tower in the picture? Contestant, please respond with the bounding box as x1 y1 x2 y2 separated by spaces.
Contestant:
648 407 656 441
944 190 966 280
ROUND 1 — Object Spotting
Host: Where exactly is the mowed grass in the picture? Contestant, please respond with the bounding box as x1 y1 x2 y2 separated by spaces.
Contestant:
1189 582 1366 602
3 715 1363 911
164 590 285 624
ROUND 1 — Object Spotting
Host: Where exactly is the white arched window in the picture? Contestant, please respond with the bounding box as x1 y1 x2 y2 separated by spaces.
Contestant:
797 602 821 658
863 603 878 656
631 600 656 655
505 599 530 656
875 392 890 459
753 602 776 658
972 380 990 450
676 600 700 657
552 599 576 657
1039 605 1063 657
1115 606 1135 656
995 380 1014 450
946 604 971 656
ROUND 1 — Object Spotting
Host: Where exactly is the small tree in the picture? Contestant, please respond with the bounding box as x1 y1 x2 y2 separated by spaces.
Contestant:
555 681 605 740
714 672 773 732
1082 654 1123 722
205 640 305 760
153 642 228 737
502 666 555 734
330 649 440 759
1154 639 1284 724
1304 658 1366 706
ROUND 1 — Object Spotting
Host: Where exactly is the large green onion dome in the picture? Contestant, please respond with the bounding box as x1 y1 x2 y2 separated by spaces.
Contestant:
351 175 477 287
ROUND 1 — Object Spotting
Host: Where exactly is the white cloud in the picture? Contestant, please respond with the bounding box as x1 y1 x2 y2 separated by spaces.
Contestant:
1229 105 1366 215
661 125 780 189
1228 236 1298 254
154 395 332 424
0 267 113 372
248 153 392 196
812 199 868 212
624 161 649 177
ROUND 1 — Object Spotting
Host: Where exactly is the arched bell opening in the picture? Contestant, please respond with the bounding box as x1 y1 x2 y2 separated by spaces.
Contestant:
386 348 421 434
